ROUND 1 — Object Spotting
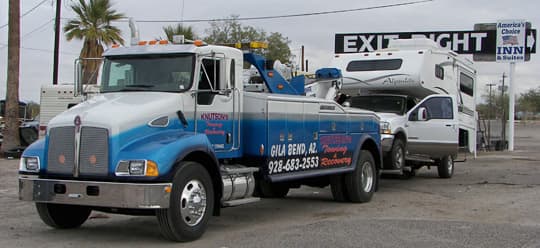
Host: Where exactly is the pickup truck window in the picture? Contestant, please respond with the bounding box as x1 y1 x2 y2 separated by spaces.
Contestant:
101 54 195 93
349 95 406 115
419 97 453 119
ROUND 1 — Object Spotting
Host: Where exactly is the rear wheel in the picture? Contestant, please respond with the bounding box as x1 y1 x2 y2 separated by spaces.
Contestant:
36 203 91 229
345 150 377 203
437 155 454 178
156 161 214 242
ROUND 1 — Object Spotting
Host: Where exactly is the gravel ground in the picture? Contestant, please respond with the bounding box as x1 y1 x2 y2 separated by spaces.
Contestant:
1 121 539 247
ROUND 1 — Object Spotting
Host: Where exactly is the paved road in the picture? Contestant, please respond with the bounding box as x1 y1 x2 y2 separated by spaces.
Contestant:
1 122 539 247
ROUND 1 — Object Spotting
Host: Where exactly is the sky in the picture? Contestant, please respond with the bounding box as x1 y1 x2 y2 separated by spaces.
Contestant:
0 0 539 103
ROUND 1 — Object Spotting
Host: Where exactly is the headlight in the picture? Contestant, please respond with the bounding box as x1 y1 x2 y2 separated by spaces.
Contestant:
380 122 392 134
19 156 40 172
115 160 159 177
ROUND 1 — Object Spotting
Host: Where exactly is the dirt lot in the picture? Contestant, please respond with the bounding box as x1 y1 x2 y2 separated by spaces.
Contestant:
1 122 539 247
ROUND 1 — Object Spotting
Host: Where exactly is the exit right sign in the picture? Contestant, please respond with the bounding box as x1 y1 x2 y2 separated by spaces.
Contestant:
496 20 527 63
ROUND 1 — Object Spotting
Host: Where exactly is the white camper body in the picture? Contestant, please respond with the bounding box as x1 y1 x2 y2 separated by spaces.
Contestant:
332 38 476 176
39 84 99 137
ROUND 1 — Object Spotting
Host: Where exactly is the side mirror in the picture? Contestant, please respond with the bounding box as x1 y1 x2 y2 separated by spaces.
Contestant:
417 107 428 121
74 59 83 97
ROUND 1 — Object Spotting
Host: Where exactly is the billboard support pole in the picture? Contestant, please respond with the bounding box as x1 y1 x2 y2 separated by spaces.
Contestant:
508 62 516 151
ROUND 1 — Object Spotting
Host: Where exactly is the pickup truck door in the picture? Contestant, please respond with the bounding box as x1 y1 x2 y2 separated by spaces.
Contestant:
406 95 458 158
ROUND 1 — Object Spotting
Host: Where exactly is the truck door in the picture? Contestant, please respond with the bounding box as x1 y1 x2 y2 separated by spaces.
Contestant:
406 95 458 158
195 57 239 155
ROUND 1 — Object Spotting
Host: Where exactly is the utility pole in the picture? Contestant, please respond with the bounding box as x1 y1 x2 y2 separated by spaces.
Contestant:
500 73 507 150
486 83 496 149
52 0 62 85
3 0 22 153
301 45 304 72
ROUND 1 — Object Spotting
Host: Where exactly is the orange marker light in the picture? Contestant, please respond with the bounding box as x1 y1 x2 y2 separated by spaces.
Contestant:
138 41 148 46
145 161 159 177
267 71 274 77
193 40 204 46
159 40 169 45
149 40 158 45
111 44 120 48
277 84 284 90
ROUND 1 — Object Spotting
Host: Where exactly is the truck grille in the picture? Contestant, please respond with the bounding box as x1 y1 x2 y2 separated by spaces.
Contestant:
47 126 109 176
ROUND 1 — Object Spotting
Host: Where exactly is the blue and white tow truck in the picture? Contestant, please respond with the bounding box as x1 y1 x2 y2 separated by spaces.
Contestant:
18 35 381 241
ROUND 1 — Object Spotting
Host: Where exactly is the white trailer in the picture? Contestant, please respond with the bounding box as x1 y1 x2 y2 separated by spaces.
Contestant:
332 38 476 177
39 84 99 137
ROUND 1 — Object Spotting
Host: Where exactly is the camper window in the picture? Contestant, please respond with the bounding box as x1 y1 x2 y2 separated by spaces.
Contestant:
346 59 402 72
459 73 474 96
435 65 444 79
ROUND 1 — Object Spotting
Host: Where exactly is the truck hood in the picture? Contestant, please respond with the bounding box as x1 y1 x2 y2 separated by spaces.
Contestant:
48 92 184 136
375 112 404 122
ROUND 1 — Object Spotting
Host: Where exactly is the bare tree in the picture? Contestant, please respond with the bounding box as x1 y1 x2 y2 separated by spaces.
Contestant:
2 0 21 155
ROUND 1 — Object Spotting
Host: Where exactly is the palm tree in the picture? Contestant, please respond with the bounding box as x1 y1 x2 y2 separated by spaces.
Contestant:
163 24 196 42
64 0 125 85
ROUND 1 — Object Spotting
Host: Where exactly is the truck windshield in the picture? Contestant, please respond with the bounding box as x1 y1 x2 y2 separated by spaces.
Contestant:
349 96 406 115
101 54 195 93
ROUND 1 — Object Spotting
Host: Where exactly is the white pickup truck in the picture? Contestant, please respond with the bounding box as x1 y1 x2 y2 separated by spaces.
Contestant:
346 94 457 178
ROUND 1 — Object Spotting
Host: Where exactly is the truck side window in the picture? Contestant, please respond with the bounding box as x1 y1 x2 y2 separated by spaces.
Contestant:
420 97 453 120
197 59 221 105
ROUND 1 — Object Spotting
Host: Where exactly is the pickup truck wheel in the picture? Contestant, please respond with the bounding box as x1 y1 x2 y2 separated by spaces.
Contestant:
389 139 406 170
330 174 349 202
345 150 376 203
437 155 454 178
36 203 91 229
156 161 214 242
256 180 289 198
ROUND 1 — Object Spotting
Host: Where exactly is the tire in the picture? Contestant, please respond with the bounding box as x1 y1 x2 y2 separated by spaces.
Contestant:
385 139 405 170
437 155 454 179
256 179 289 198
345 150 377 203
330 174 349 202
36 203 91 229
156 161 214 242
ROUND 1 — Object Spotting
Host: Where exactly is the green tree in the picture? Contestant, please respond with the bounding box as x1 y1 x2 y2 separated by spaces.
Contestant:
517 87 540 119
3 0 21 154
64 0 125 85
204 16 291 63
163 24 196 41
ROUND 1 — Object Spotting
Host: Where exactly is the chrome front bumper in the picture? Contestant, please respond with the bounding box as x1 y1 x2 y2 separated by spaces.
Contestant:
19 175 172 209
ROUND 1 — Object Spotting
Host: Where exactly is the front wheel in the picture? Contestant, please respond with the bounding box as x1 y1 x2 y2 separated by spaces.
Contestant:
386 139 405 170
345 150 377 203
36 203 91 229
437 155 454 178
156 161 214 242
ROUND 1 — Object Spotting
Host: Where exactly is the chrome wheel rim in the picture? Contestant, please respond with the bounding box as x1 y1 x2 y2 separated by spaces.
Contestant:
395 147 404 169
180 179 207 226
447 156 453 172
361 161 374 192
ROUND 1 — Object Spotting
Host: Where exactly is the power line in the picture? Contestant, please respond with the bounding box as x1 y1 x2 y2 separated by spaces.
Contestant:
0 43 79 55
123 0 433 23
0 0 51 30
22 18 54 39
